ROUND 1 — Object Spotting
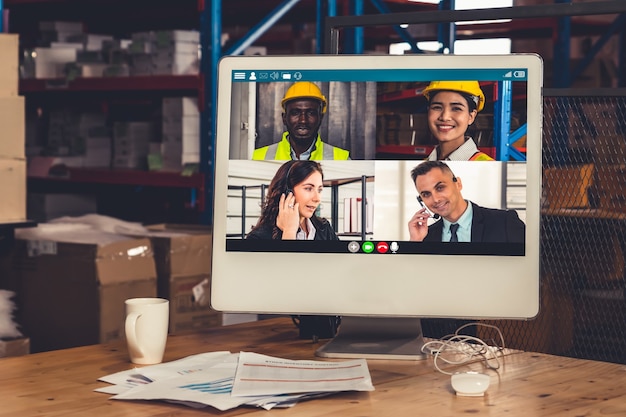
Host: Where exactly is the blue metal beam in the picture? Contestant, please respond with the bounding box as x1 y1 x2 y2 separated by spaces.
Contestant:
317 0 337 54
551 0 571 166
621 15 626 87
438 0 455 53
369 0 422 54
495 80 513 161
226 0 303 56
570 13 626 84
554 0 571 87
345 0 364 54
506 133 527 162
199 0 221 224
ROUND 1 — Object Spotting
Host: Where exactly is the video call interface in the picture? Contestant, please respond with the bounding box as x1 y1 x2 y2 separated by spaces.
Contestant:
223 67 531 257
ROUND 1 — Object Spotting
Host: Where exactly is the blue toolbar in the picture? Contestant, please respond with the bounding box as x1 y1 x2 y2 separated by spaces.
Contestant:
231 68 528 82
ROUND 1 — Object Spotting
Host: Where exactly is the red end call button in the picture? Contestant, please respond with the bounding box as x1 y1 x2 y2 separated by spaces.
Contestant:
376 242 389 254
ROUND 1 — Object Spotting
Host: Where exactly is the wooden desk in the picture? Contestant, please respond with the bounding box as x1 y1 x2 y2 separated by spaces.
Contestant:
2 317 626 416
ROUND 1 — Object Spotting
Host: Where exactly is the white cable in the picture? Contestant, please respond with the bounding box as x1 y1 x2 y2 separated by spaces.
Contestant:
421 322 506 376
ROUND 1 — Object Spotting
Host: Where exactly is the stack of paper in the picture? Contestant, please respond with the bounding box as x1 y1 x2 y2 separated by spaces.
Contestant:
96 351 374 411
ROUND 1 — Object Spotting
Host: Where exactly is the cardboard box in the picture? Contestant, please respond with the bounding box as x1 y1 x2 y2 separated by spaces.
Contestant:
0 96 25 159
592 135 626 166
13 229 157 352
543 164 594 210
377 113 431 146
141 224 221 333
0 34 19 96
0 158 26 222
145 224 211 277
167 274 222 333
593 164 626 213
0 337 30 358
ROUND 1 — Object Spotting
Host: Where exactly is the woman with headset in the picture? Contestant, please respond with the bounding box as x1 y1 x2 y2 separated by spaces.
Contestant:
246 160 339 240
422 80 494 161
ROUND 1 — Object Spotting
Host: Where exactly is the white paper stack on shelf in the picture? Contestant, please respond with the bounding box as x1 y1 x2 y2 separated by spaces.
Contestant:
79 113 112 167
112 121 155 169
39 21 84 44
75 33 116 52
161 97 200 171
96 351 374 411
35 21 84 79
128 30 199 76
33 46 77 79
47 108 81 156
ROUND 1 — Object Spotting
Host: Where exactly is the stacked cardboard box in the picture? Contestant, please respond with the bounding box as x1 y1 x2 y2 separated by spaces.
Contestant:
589 134 626 213
593 163 626 213
0 34 26 223
13 226 157 352
376 112 431 146
543 164 594 210
140 224 221 334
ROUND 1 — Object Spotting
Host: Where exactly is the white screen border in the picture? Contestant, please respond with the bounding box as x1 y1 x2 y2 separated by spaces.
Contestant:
212 54 542 320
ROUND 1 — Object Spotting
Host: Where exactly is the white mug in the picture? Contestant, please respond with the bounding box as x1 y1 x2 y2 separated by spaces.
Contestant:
125 298 169 365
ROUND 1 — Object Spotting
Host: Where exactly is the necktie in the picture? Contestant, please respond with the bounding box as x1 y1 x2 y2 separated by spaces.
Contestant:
449 223 459 242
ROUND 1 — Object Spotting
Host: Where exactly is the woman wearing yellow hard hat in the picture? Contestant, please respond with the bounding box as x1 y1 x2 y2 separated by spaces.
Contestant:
422 81 493 161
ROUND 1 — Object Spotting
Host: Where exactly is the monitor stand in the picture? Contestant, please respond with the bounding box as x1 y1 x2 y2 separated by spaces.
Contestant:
315 316 427 360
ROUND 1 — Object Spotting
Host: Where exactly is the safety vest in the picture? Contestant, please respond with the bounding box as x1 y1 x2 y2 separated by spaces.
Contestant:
252 132 350 160
469 151 494 161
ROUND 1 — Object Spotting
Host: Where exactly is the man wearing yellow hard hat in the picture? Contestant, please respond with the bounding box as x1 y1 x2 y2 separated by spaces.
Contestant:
252 82 351 160
422 81 493 161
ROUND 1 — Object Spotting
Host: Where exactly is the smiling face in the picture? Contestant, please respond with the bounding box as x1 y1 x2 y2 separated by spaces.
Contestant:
427 90 477 151
282 98 323 150
293 170 323 219
415 166 467 223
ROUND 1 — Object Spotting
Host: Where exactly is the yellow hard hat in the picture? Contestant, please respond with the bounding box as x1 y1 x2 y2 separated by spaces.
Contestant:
281 82 327 114
422 81 485 112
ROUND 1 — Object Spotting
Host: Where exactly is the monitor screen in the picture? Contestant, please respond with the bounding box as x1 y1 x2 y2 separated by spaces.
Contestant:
211 54 542 359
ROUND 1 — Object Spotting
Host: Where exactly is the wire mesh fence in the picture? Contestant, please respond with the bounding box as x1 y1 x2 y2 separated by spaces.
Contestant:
482 93 626 364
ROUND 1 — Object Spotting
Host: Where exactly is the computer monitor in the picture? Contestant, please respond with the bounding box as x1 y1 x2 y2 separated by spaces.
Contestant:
211 54 542 360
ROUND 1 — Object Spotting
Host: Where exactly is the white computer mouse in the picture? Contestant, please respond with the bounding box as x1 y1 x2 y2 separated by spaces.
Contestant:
450 372 490 396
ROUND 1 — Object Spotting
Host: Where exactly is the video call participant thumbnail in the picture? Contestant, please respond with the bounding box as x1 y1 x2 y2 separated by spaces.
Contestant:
252 82 351 161
408 161 525 243
246 160 339 241
423 81 493 162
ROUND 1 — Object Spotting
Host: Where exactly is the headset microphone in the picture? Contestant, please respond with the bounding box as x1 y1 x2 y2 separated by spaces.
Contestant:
417 196 440 220
284 163 295 195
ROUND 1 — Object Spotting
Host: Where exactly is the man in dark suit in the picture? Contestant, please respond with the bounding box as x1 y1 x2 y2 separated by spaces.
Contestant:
408 160 526 339
407 161 525 243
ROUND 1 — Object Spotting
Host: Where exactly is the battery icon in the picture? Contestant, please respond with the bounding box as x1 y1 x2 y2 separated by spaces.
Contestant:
513 70 526 78
281 73 292 80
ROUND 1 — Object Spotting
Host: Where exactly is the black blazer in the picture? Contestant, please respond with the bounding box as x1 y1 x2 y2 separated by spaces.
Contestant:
246 216 339 240
423 202 525 243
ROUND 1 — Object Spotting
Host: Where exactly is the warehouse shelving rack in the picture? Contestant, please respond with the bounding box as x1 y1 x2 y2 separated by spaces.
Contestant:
3 1 625 224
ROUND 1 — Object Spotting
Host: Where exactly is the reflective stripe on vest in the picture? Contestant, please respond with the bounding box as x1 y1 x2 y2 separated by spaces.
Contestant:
255 134 349 160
